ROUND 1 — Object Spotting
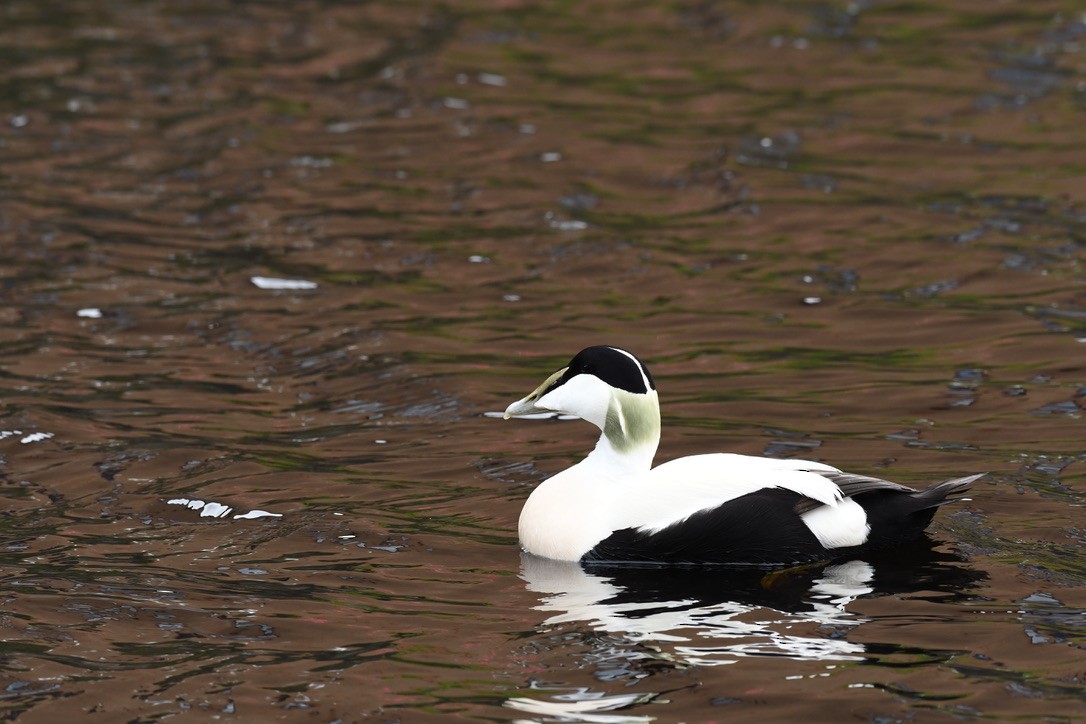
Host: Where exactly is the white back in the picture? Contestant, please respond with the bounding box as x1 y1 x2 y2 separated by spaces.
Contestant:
620 454 844 533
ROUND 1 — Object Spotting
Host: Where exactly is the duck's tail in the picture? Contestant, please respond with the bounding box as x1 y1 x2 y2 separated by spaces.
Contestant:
856 473 983 550
912 473 984 511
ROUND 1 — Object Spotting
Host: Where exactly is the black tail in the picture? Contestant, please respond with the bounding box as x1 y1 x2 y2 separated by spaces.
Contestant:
910 473 984 511
857 473 983 550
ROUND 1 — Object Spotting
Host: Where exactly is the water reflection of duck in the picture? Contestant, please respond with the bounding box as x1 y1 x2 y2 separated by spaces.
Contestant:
503 346 983 565
520 540 986 665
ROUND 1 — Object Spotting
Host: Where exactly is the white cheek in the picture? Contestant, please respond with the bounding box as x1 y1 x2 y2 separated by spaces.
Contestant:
537 374 611 427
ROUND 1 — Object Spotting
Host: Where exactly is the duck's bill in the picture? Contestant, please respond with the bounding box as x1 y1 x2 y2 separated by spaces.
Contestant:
503 367 566 419
503 397 546 419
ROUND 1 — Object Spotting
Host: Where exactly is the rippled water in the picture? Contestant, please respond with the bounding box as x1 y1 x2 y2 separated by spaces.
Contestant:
2 0 1085 720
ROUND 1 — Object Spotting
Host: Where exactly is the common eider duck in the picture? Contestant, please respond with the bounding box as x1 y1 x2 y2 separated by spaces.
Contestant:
503 345 981 565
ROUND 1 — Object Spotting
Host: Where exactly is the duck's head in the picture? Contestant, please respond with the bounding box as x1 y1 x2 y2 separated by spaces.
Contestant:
504 346 661 454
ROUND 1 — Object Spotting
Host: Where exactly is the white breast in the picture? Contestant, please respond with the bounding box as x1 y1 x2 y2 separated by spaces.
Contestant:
518 461 625 561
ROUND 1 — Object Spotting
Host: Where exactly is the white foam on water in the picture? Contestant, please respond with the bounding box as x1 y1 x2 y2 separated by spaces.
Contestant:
250 276 318 290
167 498 281 520
232 509 283 520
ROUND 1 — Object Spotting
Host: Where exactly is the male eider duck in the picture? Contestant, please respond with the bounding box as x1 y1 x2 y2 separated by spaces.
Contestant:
503 346 981 565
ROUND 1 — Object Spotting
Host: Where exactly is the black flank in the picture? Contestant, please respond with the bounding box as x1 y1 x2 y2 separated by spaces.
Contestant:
583 489 829 566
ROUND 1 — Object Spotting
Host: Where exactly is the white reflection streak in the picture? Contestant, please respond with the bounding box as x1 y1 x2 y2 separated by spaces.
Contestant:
505 692 655 723
521 556 873 666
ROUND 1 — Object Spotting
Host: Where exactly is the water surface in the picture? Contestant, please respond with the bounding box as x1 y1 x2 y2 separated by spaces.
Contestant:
1 0 1085 720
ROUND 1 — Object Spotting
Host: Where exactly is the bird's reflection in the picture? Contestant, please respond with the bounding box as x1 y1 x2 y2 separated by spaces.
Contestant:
520 537 986 666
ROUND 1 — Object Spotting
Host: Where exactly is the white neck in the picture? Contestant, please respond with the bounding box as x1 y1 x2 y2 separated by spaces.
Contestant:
581 431 657 478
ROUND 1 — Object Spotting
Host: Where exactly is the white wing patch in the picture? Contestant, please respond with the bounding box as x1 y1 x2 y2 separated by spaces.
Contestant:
800 497 870 548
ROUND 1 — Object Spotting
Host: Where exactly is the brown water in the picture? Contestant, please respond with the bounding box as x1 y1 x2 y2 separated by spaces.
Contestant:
1 0 1085 720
